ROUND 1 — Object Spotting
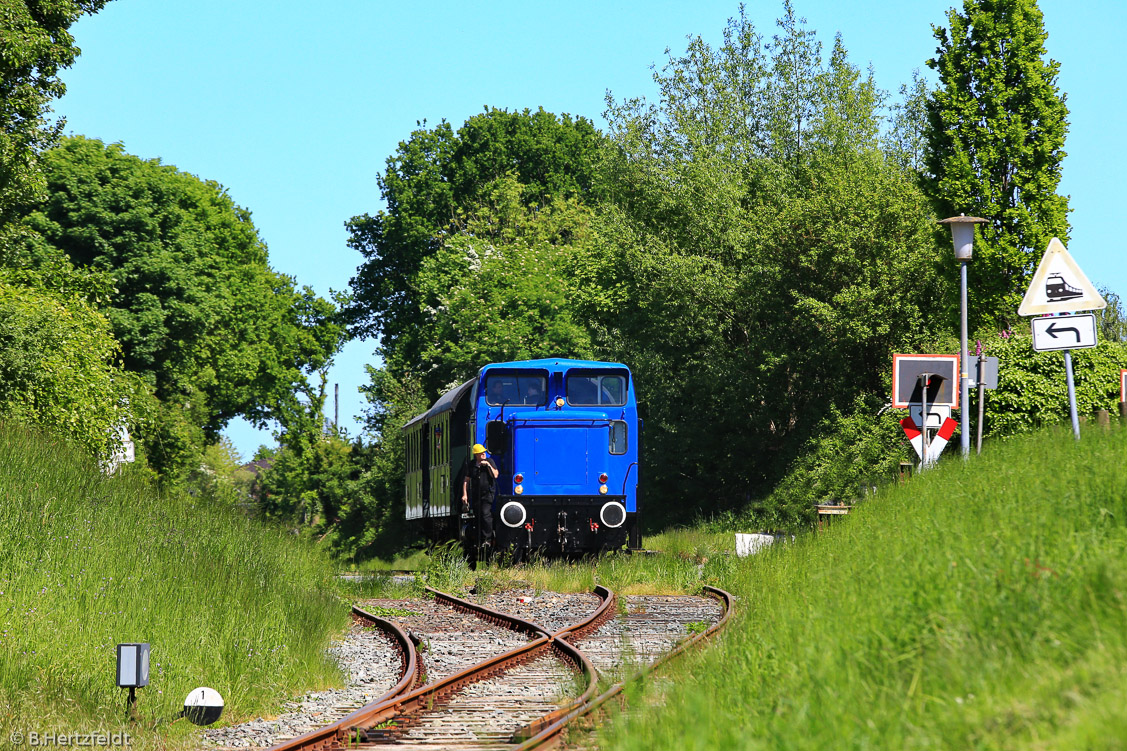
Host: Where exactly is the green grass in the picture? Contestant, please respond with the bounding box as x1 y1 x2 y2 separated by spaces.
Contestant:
595 424 1127 750
349 536 733 603
0 423 349 749
347 547 433 573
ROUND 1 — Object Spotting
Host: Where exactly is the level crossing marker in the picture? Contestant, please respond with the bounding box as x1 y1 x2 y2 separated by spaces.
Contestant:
900 416 957 466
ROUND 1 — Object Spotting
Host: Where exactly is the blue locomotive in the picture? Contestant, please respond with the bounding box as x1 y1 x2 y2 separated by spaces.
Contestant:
403 358 641 558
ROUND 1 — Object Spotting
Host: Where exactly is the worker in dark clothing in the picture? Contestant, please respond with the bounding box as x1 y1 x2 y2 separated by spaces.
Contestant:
462 443 498 545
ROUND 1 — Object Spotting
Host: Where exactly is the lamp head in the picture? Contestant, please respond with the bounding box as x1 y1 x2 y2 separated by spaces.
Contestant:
938 215 987 260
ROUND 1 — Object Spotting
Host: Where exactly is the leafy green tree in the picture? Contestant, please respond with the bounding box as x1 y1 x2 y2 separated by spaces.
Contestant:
1094 288 1127 345
340 110 606 559
256 371 358 530
925 0 1069 325
331 368 430 559
610 4 882 179
885 71 930 173
345 107 604 355
600 5 947 526
0 0 107 246
343 174 601 558
766 1 825 167
186 437 256 506
409 175 596 395
21 136 344 478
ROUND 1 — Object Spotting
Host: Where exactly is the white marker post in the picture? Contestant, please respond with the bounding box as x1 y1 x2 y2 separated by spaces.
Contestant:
919 373 931 467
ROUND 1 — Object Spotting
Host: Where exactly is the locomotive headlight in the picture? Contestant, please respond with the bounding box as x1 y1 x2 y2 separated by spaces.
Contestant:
599 484 608 494
515 485 524 494
555 397 565 407
600 501 627 528
598 473 608 484
501 501 527 528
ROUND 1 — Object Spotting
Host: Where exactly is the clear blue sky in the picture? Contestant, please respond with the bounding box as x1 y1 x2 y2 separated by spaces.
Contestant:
55 0 1126 460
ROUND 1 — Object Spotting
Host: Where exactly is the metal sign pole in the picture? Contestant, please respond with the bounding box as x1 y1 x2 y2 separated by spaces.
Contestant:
1063 349 1080 440
976 351 986 455
919 373 931 468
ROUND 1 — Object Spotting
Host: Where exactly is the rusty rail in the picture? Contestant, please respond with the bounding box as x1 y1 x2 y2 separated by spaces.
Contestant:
508 584 618 743
265 585 729 750
266 586 614 750
427 586 552 638
510 585 734 750
268 605 422 751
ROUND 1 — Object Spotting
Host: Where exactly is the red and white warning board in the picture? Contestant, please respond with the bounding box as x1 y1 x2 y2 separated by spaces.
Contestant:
901 416 958 465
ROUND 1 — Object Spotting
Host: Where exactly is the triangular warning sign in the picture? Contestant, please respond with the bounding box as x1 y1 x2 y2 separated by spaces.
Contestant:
1018 238 1107 316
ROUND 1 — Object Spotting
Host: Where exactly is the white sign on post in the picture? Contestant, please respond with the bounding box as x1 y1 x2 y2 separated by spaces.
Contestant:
909 403 952 429
1018 238 1106 316
1031 314 1098 352
899 415 957 466
1018 238 1104 441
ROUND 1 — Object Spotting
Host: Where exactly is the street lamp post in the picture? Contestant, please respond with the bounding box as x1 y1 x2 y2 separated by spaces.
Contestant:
938 215 987 459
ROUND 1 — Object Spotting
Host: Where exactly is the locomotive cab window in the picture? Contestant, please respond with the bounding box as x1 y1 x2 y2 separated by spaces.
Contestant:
609 420 628 454
485 373 547 406
567 373 627 406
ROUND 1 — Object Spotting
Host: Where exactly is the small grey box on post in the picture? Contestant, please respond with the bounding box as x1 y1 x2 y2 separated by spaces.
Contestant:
116 643 150 688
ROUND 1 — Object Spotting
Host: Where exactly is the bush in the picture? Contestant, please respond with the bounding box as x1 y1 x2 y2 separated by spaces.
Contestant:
0 280 134 458
982 329 1127 437
751 396 913 531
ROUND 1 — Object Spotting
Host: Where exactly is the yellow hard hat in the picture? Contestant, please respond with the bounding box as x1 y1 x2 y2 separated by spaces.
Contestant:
472 443 487 455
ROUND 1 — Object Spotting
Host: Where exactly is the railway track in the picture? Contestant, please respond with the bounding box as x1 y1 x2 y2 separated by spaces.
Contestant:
212 585 730 751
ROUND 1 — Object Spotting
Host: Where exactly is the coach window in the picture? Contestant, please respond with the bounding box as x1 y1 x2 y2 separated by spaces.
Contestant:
567 373 627 406
609 420 628 455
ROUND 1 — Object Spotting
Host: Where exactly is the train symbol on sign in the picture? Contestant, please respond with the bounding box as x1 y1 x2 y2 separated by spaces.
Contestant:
1045 273 1083 302
1018 238 1106 316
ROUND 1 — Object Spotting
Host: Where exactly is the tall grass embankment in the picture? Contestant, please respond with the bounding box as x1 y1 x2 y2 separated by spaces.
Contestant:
599 425 1127 750
0 423 348 747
